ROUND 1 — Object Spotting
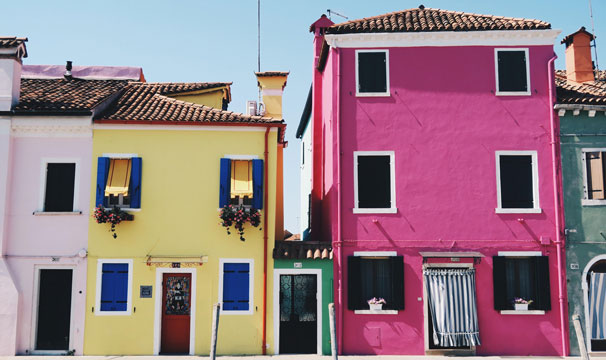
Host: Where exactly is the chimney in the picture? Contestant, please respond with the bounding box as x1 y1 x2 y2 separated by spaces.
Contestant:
562 27 595 84
0 37 27 111
64 60 73 80
255 72 289 119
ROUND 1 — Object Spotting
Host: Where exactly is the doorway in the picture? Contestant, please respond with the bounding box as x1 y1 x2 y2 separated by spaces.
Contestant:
274 269 322 355
160 273 191 354
35 269 73 351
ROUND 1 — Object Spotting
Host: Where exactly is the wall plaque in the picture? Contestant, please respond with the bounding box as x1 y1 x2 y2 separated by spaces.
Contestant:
140 285 153 298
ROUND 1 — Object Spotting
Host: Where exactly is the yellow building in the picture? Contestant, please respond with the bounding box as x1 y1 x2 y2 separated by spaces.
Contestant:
83 75 287 355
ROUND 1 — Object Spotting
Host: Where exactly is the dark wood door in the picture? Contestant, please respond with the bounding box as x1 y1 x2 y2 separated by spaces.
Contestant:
279 274 317 354
36 269 72 350
160 273 191 354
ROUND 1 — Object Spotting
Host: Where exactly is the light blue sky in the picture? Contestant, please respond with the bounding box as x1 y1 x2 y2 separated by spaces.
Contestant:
2 1 604 233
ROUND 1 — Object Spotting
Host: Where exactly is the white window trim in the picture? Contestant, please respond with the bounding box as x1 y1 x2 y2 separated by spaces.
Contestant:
273 268 322 355
498 251 542 257
355 49 390 97
219 258 254 315
100 153 139 209
581 148 606 206
353 151 397 214
500 310 545 315
224 155 259 160
354 251 397 257
94 259 133 316
37 158 80 213
495 151 541 214
494 48 531 96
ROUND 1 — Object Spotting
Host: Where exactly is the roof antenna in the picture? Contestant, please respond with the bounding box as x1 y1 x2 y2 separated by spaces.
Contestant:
327 9 348 21
589 0 602 80
257 0 262 103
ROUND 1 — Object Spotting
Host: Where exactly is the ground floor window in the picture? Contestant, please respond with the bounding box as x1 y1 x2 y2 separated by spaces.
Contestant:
493 255 550 311
347 255 404 310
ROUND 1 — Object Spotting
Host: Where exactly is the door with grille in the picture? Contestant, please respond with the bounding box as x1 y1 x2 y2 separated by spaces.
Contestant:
279 274 317 354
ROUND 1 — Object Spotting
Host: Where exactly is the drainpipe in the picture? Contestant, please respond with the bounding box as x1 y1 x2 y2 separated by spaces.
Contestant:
334 47 344 355
548 54 569 356
262 126 269 355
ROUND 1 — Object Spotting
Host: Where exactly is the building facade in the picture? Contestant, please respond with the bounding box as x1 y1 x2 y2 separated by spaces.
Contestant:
308 7 569 356
557 28 606 356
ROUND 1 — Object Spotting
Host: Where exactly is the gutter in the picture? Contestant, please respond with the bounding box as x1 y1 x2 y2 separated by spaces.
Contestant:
262 126 270 355
553 104 606 111
548 54 569 356
0 110 92 116
334 47 344 355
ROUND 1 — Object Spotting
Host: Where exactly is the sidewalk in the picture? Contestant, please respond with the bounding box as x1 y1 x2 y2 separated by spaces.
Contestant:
0 356 582 360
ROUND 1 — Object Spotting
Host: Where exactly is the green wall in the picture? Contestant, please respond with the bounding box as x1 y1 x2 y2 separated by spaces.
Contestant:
274 259 333 355
561 110 606 355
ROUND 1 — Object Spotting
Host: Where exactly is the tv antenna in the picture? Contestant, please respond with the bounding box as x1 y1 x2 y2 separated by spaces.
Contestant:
327 9 348 21
588 0 601 80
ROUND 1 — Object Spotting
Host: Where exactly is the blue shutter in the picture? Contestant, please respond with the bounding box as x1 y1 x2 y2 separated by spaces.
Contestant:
252 159 264 209
130 157 142 208
219 158 231 208
100 263 129 312
223 263 250 311
95 157 110 207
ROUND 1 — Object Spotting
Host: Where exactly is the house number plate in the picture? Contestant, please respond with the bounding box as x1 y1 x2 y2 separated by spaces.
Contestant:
294 262 303 268
172 262 181 268
140 285 153 298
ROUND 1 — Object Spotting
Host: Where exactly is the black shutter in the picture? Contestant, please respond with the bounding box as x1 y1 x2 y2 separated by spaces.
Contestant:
391 256 404 310
533 256 551 311
348 256 362 310
44 163 76 212
493 256 509 310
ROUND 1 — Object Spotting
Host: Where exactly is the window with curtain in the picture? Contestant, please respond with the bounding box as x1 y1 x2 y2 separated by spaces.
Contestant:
95 157 142 209
493 256 551 310
219 158 264 209
347 256 404 310
584 151 606 200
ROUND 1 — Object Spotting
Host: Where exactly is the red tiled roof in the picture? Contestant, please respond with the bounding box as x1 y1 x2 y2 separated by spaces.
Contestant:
555 70 606 106
273 241 333 260
0 36 27 48
327 6 551 34
14 78 130 113
255 71 290 77
99 82 281 124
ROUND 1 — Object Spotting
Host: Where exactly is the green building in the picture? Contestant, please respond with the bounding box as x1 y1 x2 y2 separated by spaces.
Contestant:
557 28 606 356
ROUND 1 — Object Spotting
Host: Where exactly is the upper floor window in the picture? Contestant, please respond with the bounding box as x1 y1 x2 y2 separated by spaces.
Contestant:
495 151 540 213
353 151 396 214
356 50 390 96
219 157 263 209
495 48 530 96
582 150 606 205
95 156 142 209
43 162 76 212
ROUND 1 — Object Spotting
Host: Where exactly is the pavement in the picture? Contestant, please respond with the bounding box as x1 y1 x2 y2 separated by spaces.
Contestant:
0 356 583 360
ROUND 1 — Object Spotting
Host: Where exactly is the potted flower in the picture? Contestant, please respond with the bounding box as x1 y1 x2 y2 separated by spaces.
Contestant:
93 205 134 239
513 297 533 311
219 205 262 241
368 297 386 311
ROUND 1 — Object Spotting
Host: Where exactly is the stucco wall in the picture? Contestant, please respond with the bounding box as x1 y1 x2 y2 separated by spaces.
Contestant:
321 44 565 355
560 111 606 355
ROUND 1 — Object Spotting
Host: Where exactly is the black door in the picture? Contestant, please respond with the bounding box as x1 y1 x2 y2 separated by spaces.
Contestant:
279 274 317 354
36 269 73 350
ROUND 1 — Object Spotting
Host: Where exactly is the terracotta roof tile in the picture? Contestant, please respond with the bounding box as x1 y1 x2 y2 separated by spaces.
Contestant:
14 78 130 113
255 71 290 77
0 36 27 48
273 241 333 260
327 7 551 34
99 82 281 124
556 70 606 106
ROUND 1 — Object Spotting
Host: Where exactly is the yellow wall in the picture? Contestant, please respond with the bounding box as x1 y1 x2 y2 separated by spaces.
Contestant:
84 127 278 355
171 88 227 109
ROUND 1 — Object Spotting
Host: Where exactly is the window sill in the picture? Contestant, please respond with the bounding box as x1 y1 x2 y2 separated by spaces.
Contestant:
356 92 391 97
495 208 542 214
119 208 141 212
353 208 398 214
220 310 253 316
33 211 82 216
354 309 398 315
495 91 531 96
582 199 606 206
500 310 545 315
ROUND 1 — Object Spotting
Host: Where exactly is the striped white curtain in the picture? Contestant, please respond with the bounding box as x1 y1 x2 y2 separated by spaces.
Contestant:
589 272 606 339
424 268 481 347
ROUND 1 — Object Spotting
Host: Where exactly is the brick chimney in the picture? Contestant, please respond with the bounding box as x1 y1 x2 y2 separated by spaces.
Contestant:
0 37 27 111
255 72 289 119
562 27 595 84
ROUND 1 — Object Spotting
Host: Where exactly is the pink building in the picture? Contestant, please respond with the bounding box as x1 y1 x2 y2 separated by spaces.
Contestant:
308 7 568 356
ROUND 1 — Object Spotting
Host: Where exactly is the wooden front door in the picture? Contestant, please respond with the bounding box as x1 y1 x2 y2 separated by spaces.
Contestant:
279 274 317 354
160 273 191 354
36 269 73 350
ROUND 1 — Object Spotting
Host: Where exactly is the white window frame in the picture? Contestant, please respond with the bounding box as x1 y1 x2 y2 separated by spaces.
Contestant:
581 148 606 206
352 251 399 315
353 151 397 214
223 155 259 209
494 48 531 96
495 150 541 214
94 259 134 316
37 158 80 213
496 251 546 315
101 153 139 211
218 258 254 315
355 49 390 97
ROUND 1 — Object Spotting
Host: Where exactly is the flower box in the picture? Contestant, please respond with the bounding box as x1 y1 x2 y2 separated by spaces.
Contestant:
514 303 529 311
369 303 383 311
94 206 134 238
219 205 262 241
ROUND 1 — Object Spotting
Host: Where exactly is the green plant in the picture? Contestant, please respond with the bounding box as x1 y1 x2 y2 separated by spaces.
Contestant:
219 205 261 241
94 205 134 238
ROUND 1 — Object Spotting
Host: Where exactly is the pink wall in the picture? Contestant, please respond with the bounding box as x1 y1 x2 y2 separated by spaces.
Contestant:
2 134 91 355
317 43 566 355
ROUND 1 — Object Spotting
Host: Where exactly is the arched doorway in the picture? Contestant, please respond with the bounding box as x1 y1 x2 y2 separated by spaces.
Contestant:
582 255 606 353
